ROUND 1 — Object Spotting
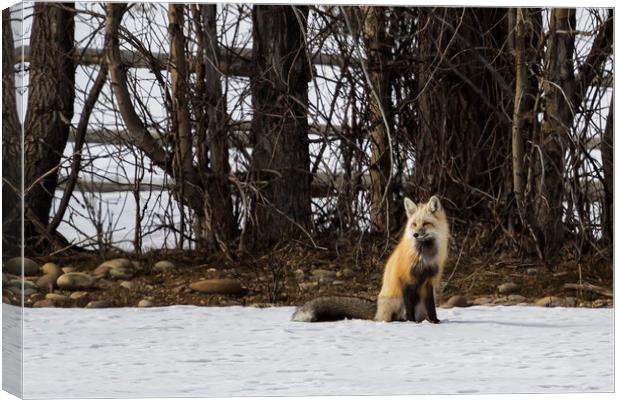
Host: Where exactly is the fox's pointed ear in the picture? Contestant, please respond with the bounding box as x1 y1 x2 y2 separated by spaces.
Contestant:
404 197 417 218
428 195 442 213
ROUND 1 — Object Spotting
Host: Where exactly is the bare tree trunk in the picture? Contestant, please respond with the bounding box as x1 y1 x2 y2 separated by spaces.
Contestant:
201 4 235 248
362 6 393 234
2 7 22 256
250 5 311 244
414 8 513 218
601 95 613 242
536 8 576 265
22 3 75 253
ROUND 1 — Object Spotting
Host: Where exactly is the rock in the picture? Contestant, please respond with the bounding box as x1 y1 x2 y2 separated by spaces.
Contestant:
311 269 337 279
36 274 59 292
56 273 94 290
472 296 494 306
339 268 355 279
498 282 519 294
33 299 55 308
94 279 113 290
592 299 609 308
41 262 62 276
172 285 186 294
109 267 135 280
250 303 275 308
45 293 68 304
119 281 134 290
293 269 305 279
331 280 345 286
4 257 39 276
8 279 38 290
153 260 175 273
299 282 318 291
70 291 90 307
61 267 76 274
579 300 592 308
443 295 470 308
189 279 244 295
535 296 563 307
564 297 577 307
526 268 538 275
92 265 111 277
137 299 153 307
9 286 38 297
317 275 335 284
85 300 112 309
507 294 528 303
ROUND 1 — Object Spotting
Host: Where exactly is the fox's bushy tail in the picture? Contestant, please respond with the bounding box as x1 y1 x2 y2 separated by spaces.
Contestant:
292 296 376 322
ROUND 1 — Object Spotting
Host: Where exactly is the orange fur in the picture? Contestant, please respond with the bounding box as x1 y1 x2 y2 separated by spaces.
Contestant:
375 196 450 322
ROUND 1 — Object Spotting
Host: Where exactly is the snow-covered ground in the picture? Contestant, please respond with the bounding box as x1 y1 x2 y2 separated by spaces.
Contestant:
3 304 614 398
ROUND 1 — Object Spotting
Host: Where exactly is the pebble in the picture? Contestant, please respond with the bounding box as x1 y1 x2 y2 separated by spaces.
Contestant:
85 300 112 308
535 296 566 307
592 299 610 308
4 257 40 276
45 293 68 304
507 294 528 303
293 269 305 279
189 279 244 295
311 269 337 279
119 281 134 290
56 273 94 290
331 280 345 286
318 275 335 284
8 279 38 290
299 282 318 291
61 267 76 274
472 296 494 305
339 268 356 279
70 291 90 307
41 263 62 276
36 274 58 292
137 299 153 307
109 266 135 280
153 260 175 273
498 282 519 294
33 299 55 308
526 268 538 275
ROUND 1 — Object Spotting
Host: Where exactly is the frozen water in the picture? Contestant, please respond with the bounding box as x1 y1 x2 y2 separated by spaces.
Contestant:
3 304 613 398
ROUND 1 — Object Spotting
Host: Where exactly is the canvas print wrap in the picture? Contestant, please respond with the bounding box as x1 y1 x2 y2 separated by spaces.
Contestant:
1 2 614 398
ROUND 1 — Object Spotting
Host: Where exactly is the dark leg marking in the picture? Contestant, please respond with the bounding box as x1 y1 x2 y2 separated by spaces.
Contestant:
425 283 440 324
403 284 421 322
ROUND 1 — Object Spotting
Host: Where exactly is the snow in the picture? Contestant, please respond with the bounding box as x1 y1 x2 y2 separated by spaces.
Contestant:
2 304 613 398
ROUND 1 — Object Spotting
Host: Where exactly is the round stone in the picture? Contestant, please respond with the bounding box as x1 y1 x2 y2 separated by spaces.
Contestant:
36 274 58 292
56 273 94 290
45 293 68 304
70 291 90 307
85 300 112 308
33 299 55 308
61 266 76 274
498 282 519 294
109 267 134 280
189 279 244 295
153 260 175 273
137 299 153 307
119 281 133 290
4 257 40 276
41 263 62 276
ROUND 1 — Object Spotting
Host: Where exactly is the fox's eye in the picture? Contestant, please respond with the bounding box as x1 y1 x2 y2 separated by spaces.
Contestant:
411 222 417 228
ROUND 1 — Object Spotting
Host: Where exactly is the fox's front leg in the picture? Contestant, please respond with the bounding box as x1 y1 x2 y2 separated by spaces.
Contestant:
374 296 406 322
424 283 440 324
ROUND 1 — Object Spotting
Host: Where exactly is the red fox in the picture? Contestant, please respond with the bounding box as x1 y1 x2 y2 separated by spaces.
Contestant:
292 196 450 323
